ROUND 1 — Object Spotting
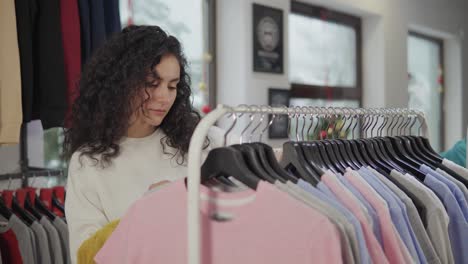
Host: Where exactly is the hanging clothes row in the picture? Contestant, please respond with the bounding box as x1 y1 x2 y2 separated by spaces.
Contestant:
0 0 121 144
82 105 467 264
0 181 69 264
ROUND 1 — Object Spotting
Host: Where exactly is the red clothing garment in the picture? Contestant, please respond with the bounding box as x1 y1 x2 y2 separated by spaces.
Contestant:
0 229 23 264
60 0 82 124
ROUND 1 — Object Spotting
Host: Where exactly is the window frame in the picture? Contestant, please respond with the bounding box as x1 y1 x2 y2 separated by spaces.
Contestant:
408 31 445 150
289 1 362 105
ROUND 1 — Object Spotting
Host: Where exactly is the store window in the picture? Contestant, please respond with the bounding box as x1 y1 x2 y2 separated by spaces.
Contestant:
408 33 444 151
289 2 362 140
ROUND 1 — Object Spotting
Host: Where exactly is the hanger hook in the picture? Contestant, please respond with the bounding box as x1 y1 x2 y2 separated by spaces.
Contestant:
286 106 294 141
248 105 263 143
240 105 256 144
300 106 309 141
223 112 238 146
259 106 274 142
305 107 315 141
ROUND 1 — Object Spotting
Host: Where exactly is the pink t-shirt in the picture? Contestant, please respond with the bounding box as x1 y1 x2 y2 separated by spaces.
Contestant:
95 179 344 264
321 172 389 264
344 171 410 264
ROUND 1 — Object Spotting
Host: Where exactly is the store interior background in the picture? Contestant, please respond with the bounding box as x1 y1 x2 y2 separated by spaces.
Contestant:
1 0 468 181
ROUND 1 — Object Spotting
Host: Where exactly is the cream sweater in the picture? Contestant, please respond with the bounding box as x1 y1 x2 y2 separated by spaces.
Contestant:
66 127 227 263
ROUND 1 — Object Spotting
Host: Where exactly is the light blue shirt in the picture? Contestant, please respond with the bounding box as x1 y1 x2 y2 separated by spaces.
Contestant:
357 167 425 264
424 174 468 264
420 164 468 219
298 180 371 264
336 175 383 246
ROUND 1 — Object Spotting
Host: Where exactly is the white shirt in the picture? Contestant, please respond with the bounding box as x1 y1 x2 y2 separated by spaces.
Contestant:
65 126 227 263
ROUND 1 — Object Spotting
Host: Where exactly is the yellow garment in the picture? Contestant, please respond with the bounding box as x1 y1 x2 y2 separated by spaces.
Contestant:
0 0 22 144
77 219 120 264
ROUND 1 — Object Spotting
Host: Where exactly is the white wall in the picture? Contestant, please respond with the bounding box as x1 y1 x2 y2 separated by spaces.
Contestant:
216 0 468 149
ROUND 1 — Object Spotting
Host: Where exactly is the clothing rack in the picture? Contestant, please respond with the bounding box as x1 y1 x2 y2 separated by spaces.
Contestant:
186 104 429 264
0 123 63 187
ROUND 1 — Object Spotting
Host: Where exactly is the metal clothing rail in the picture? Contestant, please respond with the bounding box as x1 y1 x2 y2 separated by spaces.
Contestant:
186 104 429 264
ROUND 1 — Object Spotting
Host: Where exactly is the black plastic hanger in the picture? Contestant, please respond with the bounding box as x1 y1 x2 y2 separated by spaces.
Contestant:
35 197 56 221
0 198 12 219
201 147 260 189
280 142 321 185
52 196 65 215
301 141 325 169
358 138 393 174
12 197 35 225
332 139 360 169
231 144 277 183
414 136 443 163
248 143 287 183
314 141 340 173
323 140 347 173
255 143 298 183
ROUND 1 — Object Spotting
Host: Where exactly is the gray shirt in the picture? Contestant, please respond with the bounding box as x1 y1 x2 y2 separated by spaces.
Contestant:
40 216 64 264
31 220 52 264
53 217 71 264
275 181 358 264
436 168 468 202
388 170 454 264
370 168 441 264
0 214 35 264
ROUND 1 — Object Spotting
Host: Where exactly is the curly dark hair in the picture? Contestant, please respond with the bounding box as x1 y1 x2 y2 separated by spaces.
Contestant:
63 25 207 166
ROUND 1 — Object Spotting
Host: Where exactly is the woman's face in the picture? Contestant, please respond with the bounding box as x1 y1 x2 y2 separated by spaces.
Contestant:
127 53 180 137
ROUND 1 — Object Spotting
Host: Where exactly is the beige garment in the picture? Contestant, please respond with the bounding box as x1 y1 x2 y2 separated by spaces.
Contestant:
0 0 23 144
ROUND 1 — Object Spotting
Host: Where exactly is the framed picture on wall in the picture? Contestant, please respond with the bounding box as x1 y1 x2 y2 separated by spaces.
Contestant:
253 4 284 74
268 88 290 139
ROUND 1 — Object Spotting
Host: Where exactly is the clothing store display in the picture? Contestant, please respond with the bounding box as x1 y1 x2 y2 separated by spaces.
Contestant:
31 221 52 264
0 0 23 144
422 173 468 264
388 170 455 264
370 168 441 264
436 168 468 202
357 168 425 263
60 0 82 120
95 180 344 264
0 229 23 264
336 176 383 245
0 215 35 264
297 179 368 264
53 217 71 264
275 181 357 264
40 217 63 264
66 126 229 263
322 172 406 264
77 220 120 264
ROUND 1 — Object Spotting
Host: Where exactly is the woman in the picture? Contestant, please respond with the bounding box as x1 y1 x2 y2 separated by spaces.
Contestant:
64 25 222 262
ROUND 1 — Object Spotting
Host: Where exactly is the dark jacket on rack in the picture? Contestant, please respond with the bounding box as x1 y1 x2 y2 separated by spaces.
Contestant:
14 0 37 123
34 0 67 129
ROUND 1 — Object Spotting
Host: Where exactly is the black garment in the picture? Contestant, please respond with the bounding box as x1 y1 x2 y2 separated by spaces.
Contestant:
103 0 121 37
14 0 37 123
78 0 91 65
89 0 107 55
34 0 67 129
